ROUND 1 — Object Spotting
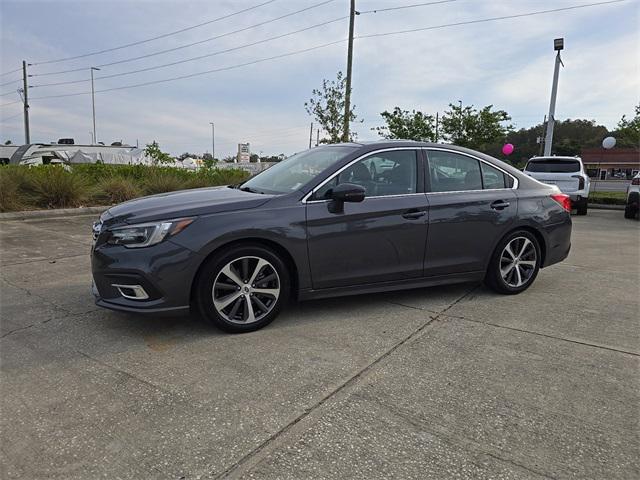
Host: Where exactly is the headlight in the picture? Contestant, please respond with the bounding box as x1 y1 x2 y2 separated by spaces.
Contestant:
107 218 194 248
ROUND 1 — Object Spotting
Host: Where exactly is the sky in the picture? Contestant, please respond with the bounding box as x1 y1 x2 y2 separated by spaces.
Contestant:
1 0 638 157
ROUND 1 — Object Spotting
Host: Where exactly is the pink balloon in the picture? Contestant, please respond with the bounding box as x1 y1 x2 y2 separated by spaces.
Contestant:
502 143 514 155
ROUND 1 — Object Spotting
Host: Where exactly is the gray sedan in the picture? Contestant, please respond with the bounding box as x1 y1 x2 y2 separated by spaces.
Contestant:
91 141 572 333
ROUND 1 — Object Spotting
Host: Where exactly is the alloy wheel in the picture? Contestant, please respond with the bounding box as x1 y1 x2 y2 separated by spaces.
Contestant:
212 256 280 324
500 237 537 288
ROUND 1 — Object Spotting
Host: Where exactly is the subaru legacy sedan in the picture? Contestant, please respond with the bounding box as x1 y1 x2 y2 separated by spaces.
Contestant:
91 141 572 333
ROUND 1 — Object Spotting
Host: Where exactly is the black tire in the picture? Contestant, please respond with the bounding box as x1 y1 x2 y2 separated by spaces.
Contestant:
575 198 588 216
624 193 639 220
485 230 542 295
195 244 290 333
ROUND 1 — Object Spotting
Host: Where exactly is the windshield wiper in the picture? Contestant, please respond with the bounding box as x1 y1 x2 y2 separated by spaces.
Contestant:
239 186 263 194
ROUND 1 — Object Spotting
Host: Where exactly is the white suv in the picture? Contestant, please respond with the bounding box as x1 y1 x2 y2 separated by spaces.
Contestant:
524 156 590 215
624 172 640 220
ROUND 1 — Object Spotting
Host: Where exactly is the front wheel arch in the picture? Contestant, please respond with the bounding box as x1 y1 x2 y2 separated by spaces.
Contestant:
189 238 299 312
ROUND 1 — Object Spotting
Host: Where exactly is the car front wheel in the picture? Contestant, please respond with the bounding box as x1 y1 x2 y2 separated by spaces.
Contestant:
485 230 541 294
196 245 290 333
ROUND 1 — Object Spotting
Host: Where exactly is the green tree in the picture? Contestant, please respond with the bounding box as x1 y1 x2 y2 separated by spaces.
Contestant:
305 71 358 144
144 141 174 165
4 140 12 145
614 103 640 148
201 153 217 168
373 107 436 141
222 155 236 163
441 103 513 151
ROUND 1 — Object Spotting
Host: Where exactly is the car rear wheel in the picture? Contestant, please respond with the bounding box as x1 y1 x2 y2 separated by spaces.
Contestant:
624 192 639 220
196 245 290 333
485 230 541 295
575 198 588 216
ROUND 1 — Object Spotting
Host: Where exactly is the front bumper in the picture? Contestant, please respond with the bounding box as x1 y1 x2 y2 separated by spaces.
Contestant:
91 239 202 315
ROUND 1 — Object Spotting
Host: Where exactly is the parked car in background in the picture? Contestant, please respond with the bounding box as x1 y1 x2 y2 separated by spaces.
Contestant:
624 172 640 219
92 141 573 333
523 156 590 215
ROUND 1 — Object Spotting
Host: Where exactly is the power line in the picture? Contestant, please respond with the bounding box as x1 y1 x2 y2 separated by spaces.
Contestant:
358 0 626 39
31 16 347 88
29 39 347 101
0 100 22 108
359 0 458 14
0 90 19 97
29 0 279 66
30 0 336 78
25 0 625 102
0 77 22 87
0 67 22 78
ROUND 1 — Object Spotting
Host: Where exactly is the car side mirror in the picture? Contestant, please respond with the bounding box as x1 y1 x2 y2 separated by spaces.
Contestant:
327 183 365 213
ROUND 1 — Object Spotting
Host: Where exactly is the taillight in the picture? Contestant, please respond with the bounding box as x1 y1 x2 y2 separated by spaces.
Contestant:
571 174 585 189
551 193 572 212
632 177 640 186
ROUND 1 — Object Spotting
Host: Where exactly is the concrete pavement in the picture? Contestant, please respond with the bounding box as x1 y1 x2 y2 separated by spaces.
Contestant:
0 210 638 479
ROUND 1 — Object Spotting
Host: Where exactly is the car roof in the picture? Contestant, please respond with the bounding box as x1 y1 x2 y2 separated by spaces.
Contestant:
529 156 582 161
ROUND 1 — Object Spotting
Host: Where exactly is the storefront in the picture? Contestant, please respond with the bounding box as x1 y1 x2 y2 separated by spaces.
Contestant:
581 148 640 179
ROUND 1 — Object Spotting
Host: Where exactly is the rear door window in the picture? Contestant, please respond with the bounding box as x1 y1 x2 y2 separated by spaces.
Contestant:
525 159 580 173
481 162 508 189
427 151 482 192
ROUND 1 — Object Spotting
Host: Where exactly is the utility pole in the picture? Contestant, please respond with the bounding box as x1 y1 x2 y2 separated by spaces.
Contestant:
458 99 463 143
538 115 547 156
342 0 357 142
90 67 100 144
308 122 313 149
543 38 564 156
209 122 215 160
316 129 320 146
22 61 30 144
435 112 439 143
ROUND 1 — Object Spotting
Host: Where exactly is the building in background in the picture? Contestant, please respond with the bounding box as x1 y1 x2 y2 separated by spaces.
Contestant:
581 148 640 180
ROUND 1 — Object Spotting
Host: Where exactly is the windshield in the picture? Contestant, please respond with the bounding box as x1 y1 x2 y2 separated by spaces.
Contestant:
525 159 580 173
240 145 357 194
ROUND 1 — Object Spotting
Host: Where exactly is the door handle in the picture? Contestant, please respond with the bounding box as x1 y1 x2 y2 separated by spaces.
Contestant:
490 200 510 210
402 209 427 220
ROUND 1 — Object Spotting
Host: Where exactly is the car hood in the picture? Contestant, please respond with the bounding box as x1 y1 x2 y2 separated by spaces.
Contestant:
101 186 274 226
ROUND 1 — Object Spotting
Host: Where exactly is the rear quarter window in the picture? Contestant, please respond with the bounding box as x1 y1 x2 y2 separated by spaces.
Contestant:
525 159 581 173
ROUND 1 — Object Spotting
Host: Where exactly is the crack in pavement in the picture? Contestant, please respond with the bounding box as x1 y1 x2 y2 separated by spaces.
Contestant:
216 286 478 479
442 313 640 357
356 392 557 480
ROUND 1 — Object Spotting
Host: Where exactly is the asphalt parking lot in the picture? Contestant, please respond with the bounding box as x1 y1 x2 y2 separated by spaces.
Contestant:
1 210 638 479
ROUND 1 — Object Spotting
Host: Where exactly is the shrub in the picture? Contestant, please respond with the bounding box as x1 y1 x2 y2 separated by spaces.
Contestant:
0 166 31 212
143 169 187 195
96 177 142 204
27 165 89 208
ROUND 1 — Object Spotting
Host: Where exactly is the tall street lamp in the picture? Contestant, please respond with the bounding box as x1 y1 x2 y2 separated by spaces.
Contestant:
90 67 100 144
209 122 215 160
543 38 564 156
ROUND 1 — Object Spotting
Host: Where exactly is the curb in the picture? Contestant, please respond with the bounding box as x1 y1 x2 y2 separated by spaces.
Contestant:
0 206 109 221
587 203 625 211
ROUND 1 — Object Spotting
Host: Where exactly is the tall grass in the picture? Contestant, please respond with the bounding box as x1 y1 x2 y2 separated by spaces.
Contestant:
0 164 250 212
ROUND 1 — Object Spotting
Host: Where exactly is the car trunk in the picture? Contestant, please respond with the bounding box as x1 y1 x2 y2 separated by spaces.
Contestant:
525 172 581 192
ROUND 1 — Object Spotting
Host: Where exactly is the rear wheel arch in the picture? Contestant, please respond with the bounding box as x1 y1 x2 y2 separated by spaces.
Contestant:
189 237 299 309
489 224 547 269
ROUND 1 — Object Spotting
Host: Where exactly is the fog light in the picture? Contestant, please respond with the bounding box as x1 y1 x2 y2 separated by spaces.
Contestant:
112 284 149 300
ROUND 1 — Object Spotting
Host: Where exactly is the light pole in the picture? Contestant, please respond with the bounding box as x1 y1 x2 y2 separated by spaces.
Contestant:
543 38 564 156
209 122 215 160
458 99 463 143
90 67 100 144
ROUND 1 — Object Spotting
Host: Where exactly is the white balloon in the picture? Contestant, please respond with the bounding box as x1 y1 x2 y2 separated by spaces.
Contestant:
602 136 616 149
